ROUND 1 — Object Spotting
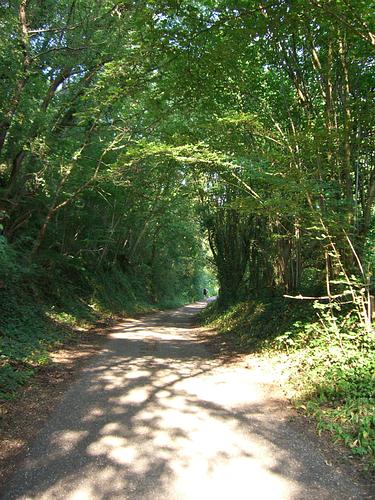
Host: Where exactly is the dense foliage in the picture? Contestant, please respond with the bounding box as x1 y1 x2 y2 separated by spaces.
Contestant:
202 298 375 470
0 0 374 465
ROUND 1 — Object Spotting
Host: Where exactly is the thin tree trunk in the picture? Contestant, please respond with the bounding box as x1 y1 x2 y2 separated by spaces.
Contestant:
0 1 31 156
338 35 354 220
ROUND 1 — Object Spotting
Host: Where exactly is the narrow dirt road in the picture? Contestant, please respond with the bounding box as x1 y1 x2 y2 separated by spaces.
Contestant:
3 303 372 499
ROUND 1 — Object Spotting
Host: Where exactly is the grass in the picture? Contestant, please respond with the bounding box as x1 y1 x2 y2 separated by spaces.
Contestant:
0 250 197 402
0 282 97 401
202 298 375 471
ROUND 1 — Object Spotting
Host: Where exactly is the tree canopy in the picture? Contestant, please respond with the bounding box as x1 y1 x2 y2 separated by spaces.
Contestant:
0 0 374 308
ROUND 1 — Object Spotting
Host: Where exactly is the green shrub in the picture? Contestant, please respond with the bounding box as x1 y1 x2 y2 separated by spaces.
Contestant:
203 298 375 470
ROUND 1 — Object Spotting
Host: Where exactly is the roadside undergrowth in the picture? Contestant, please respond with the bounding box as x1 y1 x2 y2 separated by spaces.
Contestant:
202 299 375 472
0 248 191 402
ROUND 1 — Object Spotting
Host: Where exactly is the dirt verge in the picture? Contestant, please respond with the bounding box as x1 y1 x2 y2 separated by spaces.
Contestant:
0 323 111 488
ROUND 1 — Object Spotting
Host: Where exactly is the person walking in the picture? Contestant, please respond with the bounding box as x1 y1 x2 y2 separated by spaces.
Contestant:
203 288 208 299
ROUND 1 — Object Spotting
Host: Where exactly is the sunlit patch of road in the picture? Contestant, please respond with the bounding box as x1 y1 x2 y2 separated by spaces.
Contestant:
3 302 370 500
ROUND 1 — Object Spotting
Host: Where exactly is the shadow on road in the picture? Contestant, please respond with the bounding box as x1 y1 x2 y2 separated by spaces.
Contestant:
3 303 370 499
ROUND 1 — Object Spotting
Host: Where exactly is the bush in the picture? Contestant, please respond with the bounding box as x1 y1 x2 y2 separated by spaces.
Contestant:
203 297 375 470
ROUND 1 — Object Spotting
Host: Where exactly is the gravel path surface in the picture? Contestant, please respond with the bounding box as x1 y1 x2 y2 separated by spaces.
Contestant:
3 302 373 499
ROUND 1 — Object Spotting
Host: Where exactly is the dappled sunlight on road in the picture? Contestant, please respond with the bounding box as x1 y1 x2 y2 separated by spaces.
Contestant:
3 303 366 500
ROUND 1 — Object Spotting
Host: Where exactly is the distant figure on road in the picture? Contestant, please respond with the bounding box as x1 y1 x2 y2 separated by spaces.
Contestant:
203 288 208 299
